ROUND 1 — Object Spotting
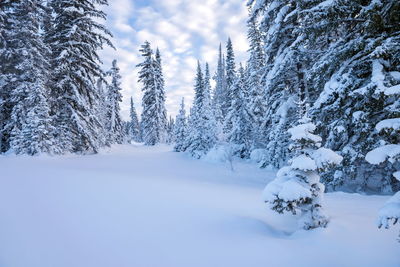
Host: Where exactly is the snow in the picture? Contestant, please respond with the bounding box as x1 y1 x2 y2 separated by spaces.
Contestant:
376 118 400 131
0 144 399 267
312 148 343 169
365 144 400 164
290 154 317 171
394 171 400 182
378 192 400 229
288 123 322 143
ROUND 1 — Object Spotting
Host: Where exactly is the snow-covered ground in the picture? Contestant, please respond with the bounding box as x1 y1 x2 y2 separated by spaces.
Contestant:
0 144 398 267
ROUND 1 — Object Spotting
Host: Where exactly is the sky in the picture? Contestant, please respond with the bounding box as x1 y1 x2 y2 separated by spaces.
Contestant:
100 0 250 120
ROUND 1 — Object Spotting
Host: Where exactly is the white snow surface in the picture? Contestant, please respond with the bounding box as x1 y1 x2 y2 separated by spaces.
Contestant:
312 147 343 169
376 118 400 132
288 123 322 143
365 144 400 165
290 154 317 171
0 144 399 267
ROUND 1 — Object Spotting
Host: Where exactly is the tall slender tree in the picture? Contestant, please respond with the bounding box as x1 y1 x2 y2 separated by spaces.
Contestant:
46 0 113 153
106 59 124 144
137 41 167 146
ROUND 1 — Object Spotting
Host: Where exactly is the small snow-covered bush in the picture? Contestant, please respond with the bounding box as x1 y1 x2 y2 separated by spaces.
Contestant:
263 117 342 230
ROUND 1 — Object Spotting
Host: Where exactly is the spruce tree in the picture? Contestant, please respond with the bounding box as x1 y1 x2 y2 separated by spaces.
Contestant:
137 42 167 146
246 19 267 150
365 58 400 241
185 62 217 158
263 114 343 230
46 0 113 153
222 38 236 134
226 64 253 158
5 0 57 155
174 98 187 152
106 60 124 144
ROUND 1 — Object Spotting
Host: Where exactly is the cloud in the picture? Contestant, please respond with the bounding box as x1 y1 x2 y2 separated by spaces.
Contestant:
100 0 249 120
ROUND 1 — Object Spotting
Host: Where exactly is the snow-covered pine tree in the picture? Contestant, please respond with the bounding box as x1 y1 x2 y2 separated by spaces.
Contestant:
129 97 141 142
365 58 400 241
222 38 237 134
106 59 124 144
46 0 113 153
305 0 400 192
154 48 168 143
263 113 343 230
137 42 167 146
226 64 253 158
246 18 267 150
4 0 58 155
185 62 217 158
247 0 305 169
0 0 12 153
212 43 227 123
174 98 187 152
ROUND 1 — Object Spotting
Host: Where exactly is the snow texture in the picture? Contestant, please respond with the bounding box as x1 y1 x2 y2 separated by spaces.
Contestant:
0 144 398 267
376 118 400 132
365 144 400 165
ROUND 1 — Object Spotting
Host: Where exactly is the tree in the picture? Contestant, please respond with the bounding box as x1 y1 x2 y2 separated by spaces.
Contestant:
129 97 141 142
137 41 167 146
263 115 343 230
365 59 400 241
226 64 253 158
222 38 236 134
212 43 227 122
174 98 187 152
106 60 124 144
5 0 57 155
185 62 217 158
0 0 13 153
46 0 113 153
246 19 266 150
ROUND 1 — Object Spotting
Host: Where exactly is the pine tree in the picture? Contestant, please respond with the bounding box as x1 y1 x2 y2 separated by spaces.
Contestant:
154 48 168 143
246 19 266 150
137 42 167 146
226 64 253 158
263 114 343 230
0 0 12 153
46 0 113 153
4 0 57 155
365 57 400 241
106 60 124 144
185 62 217 158
129 97 141 142
222 38 236 134
212 44 227 120
174 98 187 152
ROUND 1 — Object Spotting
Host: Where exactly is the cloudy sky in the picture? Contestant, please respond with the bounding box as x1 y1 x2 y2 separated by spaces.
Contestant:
100 0 249 120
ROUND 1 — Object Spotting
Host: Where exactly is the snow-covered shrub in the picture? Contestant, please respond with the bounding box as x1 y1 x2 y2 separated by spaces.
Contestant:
263 117 343 230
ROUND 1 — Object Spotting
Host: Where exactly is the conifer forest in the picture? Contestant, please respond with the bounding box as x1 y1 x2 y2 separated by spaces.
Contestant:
0 1 399 266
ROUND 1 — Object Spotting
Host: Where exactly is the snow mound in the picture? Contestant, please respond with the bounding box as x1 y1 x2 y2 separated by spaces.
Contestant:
263 177 312 203
376 118 400 132
312 148 343 169
288 123 322 143
393 171 400 182
250 149 267 163
203 144 232 163
365 144 400 165
290 155 317 171
378 192 400 229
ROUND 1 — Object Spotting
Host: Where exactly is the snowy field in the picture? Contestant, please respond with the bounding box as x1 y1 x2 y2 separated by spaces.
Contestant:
0 144 399 267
